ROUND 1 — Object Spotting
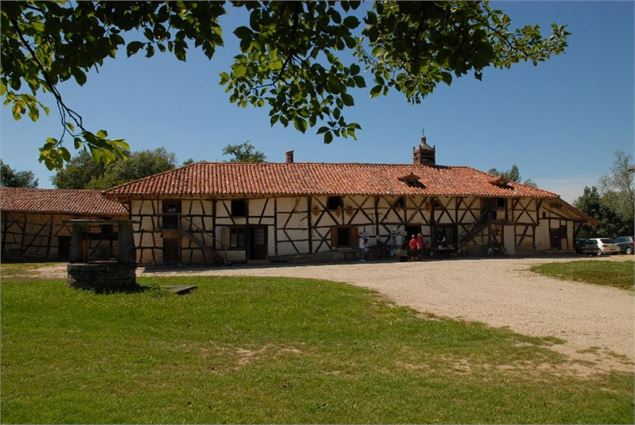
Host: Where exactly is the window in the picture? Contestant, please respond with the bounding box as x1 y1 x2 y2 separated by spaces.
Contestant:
394 197 405 209
496 198 506 209
560 225 568 238
327 196 343 210
162 200 181 229
231 199 248 217
229 227 247 249
101 224 113 234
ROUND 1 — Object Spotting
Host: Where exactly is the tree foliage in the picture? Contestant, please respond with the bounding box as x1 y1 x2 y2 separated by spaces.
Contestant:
222 142 266 163
598 150 634 225
488 164 536 187
574 186 630 238
52 148 176 189
1 1 569 168
0 160 38 188
574 151 634 238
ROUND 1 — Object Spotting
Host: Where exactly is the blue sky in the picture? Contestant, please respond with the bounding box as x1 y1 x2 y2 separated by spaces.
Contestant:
1 1 633 202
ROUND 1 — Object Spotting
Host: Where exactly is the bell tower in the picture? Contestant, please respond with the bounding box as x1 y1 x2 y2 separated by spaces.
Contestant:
412 135 436 165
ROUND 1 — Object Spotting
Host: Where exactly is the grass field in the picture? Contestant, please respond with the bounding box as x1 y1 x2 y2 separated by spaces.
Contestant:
531 260 634 291
1 269 633 423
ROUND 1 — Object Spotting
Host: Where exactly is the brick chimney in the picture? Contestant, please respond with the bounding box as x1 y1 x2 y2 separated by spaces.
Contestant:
413 136 435 165
285 150 294 163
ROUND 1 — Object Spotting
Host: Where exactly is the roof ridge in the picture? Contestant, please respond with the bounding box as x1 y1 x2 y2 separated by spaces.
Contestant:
184 161 459 167
102 162 199 195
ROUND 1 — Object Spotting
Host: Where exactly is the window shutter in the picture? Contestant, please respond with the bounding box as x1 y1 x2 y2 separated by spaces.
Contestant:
350 227 359 248
330 227 338 248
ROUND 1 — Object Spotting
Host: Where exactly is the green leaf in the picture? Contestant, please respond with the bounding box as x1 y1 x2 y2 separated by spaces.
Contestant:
12 103 22 120
324 131 333 144
370 85 382 98
354 75 366 88
342 93 354 106
317 126 329 134
60 147 71 162
343 16 359 29
126 41 144 57
293 117 307 133
441 72 452 86
143 28 154 41
350 64 360 75
72 69 87 86
96 130 108 139
233 64 246 78
234 26 252 40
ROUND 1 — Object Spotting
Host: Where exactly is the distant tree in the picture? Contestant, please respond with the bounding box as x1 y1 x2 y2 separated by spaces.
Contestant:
181 158 196 166
598 150 634 229
50 151 106 189
52 148 176 189
0 160 38 188
488 164 537 187
222 142 266 163
574 186 630 238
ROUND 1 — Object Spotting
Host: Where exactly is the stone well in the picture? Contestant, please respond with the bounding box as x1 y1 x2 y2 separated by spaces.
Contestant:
67 218 137 292
67 262 137 292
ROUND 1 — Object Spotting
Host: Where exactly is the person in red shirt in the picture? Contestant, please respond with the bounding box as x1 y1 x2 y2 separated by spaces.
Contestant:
408 235 418 261
415 233 424 260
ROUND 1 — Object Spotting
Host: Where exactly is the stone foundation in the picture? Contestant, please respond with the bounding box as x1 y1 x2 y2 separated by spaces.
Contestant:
67 262 137 292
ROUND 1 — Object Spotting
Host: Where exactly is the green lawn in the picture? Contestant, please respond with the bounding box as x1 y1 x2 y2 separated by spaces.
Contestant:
531 260 634 291
1 272 633 423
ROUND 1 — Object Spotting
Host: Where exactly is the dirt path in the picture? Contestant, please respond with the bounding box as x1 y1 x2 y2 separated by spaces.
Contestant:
29 256 634 372
142 256 634 373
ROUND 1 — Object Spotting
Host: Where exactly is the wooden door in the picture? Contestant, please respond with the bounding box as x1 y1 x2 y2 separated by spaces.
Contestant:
248 226 267 260
163 237 180 265
549 228 562 250
58 236 70 260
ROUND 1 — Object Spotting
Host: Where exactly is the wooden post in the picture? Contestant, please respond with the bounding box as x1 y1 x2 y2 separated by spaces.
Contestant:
117 221 134 263
1 211 7 259
69 223 86 263
374 196 380 238
46 215 54 259
307 196 313 254
274 197 278 256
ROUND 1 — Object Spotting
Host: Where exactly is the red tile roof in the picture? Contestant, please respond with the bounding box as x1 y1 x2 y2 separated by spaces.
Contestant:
0 187 127 216
103 162 561 199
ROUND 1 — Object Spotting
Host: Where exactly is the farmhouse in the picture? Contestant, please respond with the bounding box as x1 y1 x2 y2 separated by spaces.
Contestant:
103 138 594 266
1 187 128 261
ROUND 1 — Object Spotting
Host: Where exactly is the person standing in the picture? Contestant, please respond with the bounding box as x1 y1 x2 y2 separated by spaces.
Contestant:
359 228 369 262
415 233 424 260
395 230 403 260
408 235 418 261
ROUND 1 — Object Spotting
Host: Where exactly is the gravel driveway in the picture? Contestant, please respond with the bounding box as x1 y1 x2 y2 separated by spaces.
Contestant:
142 256 634 373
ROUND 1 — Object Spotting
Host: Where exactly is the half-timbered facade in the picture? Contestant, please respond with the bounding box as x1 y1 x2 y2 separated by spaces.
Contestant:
1 188 128 261
104 140 594 266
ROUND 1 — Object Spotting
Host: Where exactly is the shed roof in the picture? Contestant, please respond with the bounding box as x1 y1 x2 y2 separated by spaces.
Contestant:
0 187 127 216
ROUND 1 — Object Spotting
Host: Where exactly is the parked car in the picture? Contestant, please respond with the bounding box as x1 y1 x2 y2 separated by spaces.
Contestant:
613 236 634 255
576 239 601 256
586 238 621 256
574 238 590 254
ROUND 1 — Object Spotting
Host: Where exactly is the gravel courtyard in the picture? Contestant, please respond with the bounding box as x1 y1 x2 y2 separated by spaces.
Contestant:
141 256 634 373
